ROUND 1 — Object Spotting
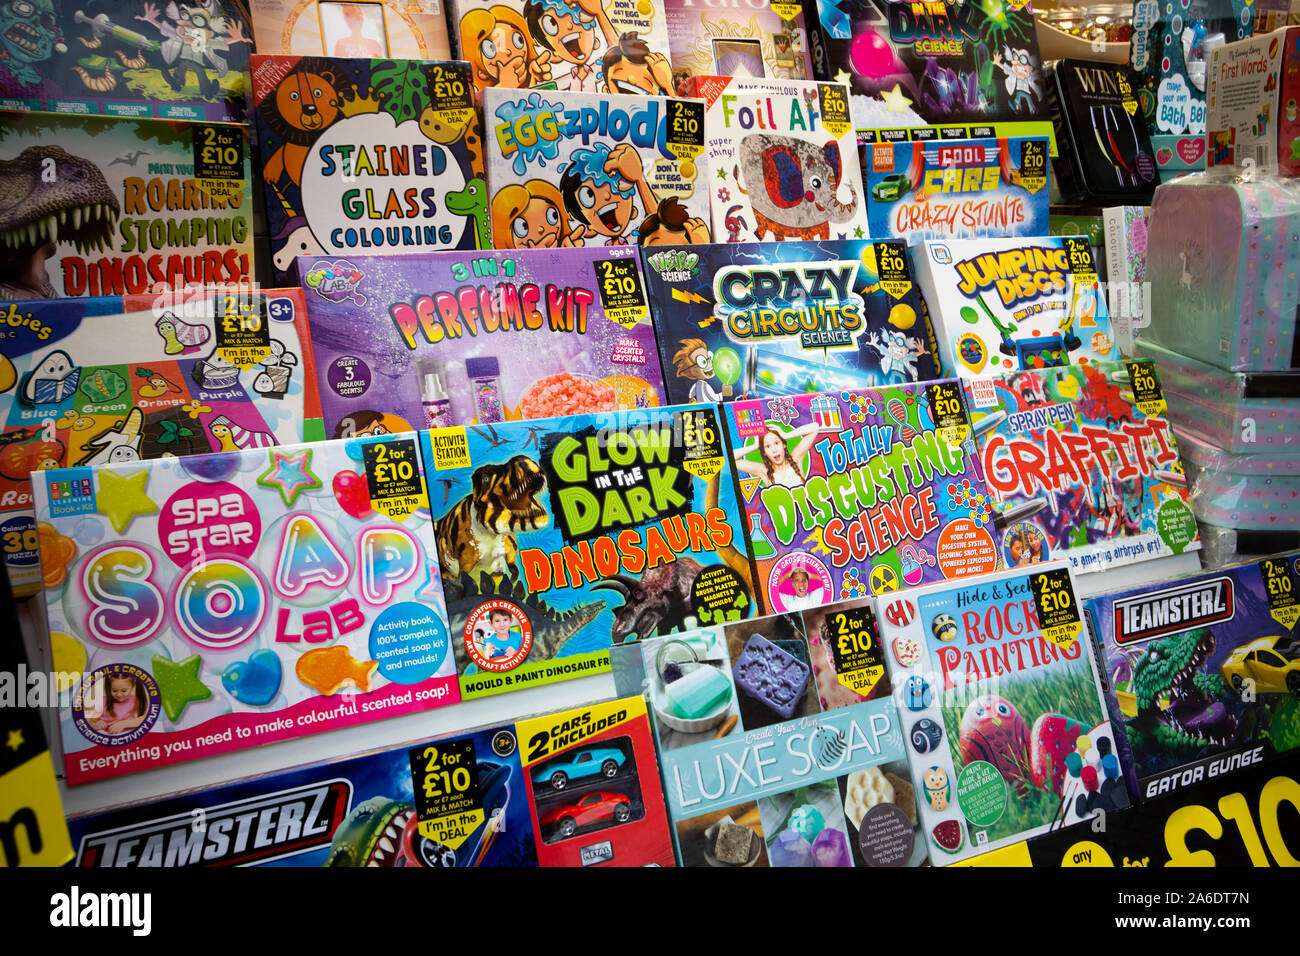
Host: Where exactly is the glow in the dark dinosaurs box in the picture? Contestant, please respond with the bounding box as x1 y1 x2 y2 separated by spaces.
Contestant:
0 287 320 597
34 434 458 784
1084 553 1300 802
419 404 757 699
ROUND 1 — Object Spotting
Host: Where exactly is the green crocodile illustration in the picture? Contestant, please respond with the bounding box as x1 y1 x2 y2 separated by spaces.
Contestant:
1129 629 1235 758
445 177 489 249
323 796 414 868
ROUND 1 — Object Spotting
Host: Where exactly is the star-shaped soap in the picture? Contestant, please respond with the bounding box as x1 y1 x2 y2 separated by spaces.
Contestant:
258 448 321 507
880 84 913 113
152 653 212 722
98 469 158 533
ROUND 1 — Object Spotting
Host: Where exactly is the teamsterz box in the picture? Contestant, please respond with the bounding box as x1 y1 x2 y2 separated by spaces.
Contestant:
66 696 675 866
0 112 254 299
911 235 1118 378
299 247 667 439
864 137 1050 243
0 287 320 596
483 88 711 247
875 564 1127 865
420 404 757 700
612 613 926 867
641 238 940 405
34 434 458 784
1085 554 1300 802
251 55 487 284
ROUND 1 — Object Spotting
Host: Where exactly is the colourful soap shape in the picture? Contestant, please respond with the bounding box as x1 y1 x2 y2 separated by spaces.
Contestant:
733 634 811 720
666 665 733 720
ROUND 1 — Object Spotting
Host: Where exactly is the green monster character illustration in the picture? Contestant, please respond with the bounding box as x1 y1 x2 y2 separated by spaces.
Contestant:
446 177 491 249
1128 629 1236 759
0 0 65 88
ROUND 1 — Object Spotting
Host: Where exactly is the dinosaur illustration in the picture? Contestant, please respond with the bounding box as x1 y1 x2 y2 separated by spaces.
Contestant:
445 177 490 249
0 145 119 299
1128 629 1236 760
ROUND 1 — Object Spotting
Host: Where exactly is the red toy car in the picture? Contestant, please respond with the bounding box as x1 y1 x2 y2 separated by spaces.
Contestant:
539 791 632 837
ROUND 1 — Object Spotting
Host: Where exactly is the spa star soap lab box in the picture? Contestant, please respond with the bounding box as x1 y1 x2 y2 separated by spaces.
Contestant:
0 287 320 598
34 433 459 785
420 404 758 701
299 247 667 439
612 612 925 867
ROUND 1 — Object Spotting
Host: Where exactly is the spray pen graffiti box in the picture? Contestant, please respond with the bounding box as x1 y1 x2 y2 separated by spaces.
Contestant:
611 613 925 866
250 54 486 284
911 235 1118 379
299 247 666 439
723 381 1000 615
641 238 940 406
419 404 756 700
0 112 253 300
34 433 458 785
663 0 813 91
1084 554 1300 802
0 287 320 597
875 564 1126 864
483 87 711 247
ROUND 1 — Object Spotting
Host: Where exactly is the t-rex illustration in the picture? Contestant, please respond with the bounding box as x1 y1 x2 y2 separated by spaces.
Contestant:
1128 629 1237 760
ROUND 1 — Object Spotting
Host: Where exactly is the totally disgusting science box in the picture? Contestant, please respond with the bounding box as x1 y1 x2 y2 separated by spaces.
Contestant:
449 0 673 97
875 564 1127 864
0 112 254 300
641 238 941 406
911 235 1118 379
34 434 458 785
516 696 675 865
67 721 542 867
610 615 926 867
960 359 1203 594
483 87 712 247
663 0 814 91
806 0 1048 135
299 247 666 439
249 0 452 61
0 286 320 597
863 136 1050 243
419 404 757 700
250 55 486 285
0 0 253 122
1084 554 1300 803
687 76 868 244
723 380 999 616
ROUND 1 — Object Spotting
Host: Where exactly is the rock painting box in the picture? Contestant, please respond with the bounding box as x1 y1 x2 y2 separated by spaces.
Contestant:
298 247 666 438
663 0 814 91
641 238 940 406
0 287 320 597
0 112 254 300
250 55 487 284
420 404 756 700
34 434 458 785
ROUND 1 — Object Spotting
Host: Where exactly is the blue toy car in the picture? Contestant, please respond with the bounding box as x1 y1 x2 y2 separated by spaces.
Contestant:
532 747 625 790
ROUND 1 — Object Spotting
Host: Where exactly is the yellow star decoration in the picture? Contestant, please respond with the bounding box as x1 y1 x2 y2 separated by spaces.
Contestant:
834 69 852 87
5 728 23 752
98 469 158 533
881 83 913 112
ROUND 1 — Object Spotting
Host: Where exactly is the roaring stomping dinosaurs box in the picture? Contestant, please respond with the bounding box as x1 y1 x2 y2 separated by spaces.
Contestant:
683 76 868 244
298 247 666 439
65 695 674 867
611 613 925 867
875 564 1126 864
0 112 254 300
34 434 458 785
0 287 320 597
449 0 672 98
249 0 452 61
960 360 1203 595
663 0 814 92
0 0 254 122
1084 554 1300 803
722 381 997 615
419 404 757 700
641 238 940 406
482 87 711 248
250 55 487 285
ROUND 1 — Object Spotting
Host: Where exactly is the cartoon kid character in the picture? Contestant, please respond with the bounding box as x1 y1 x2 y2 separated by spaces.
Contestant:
601 32 673 95
333 410 401 439
672 338 732 405
561 142 657 245
994 44 1040 114
491 181 585 248
135 0 251 98
524 0 616 92
461 6 551 91
637 197 710 246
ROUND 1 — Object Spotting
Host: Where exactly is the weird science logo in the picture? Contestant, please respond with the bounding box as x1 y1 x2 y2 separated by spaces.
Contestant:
954 245 1068 310
493 93 677 169
888 0 970 56
714 261 864 349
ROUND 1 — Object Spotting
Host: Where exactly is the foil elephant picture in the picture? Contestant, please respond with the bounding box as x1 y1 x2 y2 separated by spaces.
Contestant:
737 133 860 241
